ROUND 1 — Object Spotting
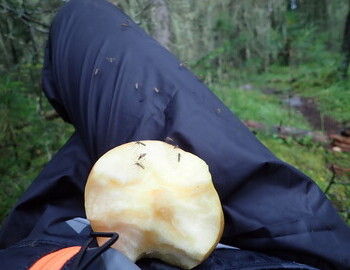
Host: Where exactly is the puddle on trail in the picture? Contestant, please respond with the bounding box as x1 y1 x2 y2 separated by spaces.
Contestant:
282 96 303 107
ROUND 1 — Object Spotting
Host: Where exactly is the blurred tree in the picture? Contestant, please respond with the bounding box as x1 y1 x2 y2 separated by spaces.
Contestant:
0 0 59 70
0 0 68 224
151 0 170 50
339 0 350 78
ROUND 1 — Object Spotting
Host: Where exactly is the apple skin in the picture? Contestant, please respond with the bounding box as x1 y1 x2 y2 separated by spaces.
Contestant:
85 140 224 269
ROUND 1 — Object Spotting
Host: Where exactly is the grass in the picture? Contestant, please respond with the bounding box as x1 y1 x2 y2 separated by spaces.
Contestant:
212 83 310 129
208 65 350 223
211 81 331 185
253 63 350 126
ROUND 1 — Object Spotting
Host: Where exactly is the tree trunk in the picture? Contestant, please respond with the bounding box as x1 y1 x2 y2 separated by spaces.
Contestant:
151 0 171 50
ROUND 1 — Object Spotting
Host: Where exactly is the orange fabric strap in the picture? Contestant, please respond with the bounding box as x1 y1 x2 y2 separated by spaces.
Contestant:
29 246 81 270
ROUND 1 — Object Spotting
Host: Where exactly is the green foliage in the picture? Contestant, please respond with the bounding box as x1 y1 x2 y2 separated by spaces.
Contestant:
0 0 60 71
0 66 73 224
0 0 69 224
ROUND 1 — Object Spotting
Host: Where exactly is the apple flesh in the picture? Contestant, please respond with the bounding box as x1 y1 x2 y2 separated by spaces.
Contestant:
85 140 224 269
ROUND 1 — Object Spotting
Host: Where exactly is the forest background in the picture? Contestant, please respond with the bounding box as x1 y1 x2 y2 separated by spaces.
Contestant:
1 0 350 226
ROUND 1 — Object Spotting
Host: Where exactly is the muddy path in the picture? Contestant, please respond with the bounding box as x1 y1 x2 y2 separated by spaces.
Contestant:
260 87 350 152
262 88 343 135
288 96 341 134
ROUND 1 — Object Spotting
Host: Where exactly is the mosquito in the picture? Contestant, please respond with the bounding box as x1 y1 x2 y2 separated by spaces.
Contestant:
138 153 146 160
106 57 116 63
135 141 146 146
121 20 130 28
135 162 145 169
179 62 188 68
165 137 174 143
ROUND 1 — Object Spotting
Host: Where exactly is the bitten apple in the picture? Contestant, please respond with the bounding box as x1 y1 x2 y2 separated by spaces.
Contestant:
85 140 224 269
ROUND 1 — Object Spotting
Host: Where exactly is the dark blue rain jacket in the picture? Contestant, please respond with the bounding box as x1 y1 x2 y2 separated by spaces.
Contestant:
0 0 349 269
